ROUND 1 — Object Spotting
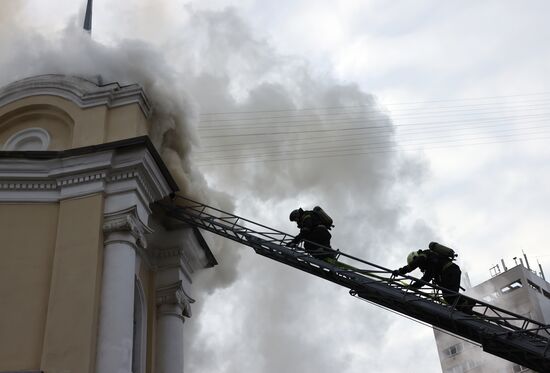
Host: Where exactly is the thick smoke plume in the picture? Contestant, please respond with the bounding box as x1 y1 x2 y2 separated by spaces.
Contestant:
0 3 243 290
0 2 438 372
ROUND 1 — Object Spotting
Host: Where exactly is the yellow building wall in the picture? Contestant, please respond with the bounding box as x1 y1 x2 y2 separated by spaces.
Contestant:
106 103 149 143
0 84 158 372
0 95 149 150
40 193 104 373
0 203 59 371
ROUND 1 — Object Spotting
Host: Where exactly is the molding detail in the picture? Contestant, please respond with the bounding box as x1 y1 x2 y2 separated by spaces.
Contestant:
0 140 174 203
3 127 51 151
156 281 195 319
0 74 152 118
0 181 57 190
57 171 106 187
103 206 153 249
149 246 194 283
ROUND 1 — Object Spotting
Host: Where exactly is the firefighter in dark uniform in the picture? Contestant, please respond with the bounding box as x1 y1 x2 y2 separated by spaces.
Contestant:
289 208 336 260
393 242 473 313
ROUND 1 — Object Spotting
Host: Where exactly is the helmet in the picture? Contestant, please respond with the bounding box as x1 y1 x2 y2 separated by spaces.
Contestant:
289 209 302 222
407 250 421 265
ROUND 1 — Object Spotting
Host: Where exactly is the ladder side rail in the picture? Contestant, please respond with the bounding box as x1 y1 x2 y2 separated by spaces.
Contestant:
348 290 550 372
249 235 550 340
160 199 550 370
338 248 550 336
167 203 294 246
166 206 293 247
173 196 296 242
251 238 550 370
251 241 550 371
167 200 550 338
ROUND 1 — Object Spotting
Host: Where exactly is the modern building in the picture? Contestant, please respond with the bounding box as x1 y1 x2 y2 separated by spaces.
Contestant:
433 260 550 373
0 74 217 373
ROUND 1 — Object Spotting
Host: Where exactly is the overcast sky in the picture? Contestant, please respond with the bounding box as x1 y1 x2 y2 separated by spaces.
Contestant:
3 1 550 372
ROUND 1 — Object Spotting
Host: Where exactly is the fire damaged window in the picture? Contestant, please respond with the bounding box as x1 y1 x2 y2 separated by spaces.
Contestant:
501 280 523 294
527 280 541 293
442 342 464 358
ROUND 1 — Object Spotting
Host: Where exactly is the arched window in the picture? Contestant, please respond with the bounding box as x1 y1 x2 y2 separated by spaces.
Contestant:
132 278 147 373
3 127 51 151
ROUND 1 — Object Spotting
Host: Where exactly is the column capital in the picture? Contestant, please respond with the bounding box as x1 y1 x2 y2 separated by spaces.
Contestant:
156 281 195 320
103 205 153 250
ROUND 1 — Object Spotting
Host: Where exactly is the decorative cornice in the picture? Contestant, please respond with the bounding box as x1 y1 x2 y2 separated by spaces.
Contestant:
0 74 152 118
0 180 57 190
156 281 195 319
0 139 175 204
149 247 193 283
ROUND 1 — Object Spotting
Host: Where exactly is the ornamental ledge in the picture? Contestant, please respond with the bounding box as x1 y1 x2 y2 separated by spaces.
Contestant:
0 74 152 118
0 164 159 204
0 181 57 190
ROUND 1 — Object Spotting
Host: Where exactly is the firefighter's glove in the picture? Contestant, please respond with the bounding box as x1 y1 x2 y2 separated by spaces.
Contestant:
391 269 400 277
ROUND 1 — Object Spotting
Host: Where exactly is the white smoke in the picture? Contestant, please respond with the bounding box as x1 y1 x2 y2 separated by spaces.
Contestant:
0 3 242 289
0 2 440 372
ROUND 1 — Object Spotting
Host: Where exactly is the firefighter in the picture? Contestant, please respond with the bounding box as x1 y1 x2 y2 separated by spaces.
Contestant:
392 242 474 313
288 208 337 260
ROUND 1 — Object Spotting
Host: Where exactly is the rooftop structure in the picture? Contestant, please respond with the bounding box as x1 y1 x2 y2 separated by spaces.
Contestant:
434 260 550 373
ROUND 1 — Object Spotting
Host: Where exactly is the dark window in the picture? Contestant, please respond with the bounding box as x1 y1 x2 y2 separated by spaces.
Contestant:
501 280 522 294
443 342 464 358
527 280 541 293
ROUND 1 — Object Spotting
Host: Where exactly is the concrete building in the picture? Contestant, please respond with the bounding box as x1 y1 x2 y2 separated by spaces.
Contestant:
433 261 550 373
0 74 217 373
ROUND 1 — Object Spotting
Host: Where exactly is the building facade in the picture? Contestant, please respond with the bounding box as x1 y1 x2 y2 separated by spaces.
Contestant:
433 263 550 373
0 75 216 373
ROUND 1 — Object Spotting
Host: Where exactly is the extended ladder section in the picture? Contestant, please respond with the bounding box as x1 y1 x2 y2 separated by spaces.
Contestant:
158 196 550 372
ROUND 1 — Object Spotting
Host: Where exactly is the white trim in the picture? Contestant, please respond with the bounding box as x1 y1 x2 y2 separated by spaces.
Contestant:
0 75 151 118
3 127 51 151
0 146 173 206
97 206 151 373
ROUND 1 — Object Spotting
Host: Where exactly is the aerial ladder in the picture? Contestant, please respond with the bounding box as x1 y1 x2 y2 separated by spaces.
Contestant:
158 196 550 372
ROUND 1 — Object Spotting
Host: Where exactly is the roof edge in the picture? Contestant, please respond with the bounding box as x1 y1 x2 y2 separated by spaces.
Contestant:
0 74 152 118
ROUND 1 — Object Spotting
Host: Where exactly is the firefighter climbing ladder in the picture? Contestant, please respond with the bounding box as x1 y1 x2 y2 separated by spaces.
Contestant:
158 196 550 372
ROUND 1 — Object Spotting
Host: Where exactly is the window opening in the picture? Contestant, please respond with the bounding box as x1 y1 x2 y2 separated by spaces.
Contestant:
443 342 464 358
501 280 523 294
527 280 541 293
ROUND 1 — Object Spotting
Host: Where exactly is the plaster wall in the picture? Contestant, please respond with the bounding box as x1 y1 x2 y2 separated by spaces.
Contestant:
40 193 104 373
0 95 149 150
0 203 59 371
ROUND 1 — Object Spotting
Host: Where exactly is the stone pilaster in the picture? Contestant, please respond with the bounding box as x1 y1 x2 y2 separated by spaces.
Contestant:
96 206 151 373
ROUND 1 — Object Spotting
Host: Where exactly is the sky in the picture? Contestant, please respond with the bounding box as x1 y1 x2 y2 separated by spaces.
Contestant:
2 1 550 372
